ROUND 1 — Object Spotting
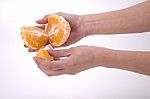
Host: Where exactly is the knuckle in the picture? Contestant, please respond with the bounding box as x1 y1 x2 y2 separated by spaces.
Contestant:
46 73 51 77
45 71 52 77
67 70 77 75
69 72 76 75
44 15 48 18
57 12 63 15
54 50 63 57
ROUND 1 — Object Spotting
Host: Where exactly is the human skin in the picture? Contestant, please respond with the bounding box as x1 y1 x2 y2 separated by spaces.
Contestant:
33 1 150 76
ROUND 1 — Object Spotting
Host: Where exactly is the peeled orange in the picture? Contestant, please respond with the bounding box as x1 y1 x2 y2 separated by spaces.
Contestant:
21 26 48 49
46 14 71 46
35 48 54 61
21 14 71 61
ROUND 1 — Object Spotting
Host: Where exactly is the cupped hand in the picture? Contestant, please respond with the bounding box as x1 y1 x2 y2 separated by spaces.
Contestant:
36 12 87 47
33 45 112 76
25 12 87 52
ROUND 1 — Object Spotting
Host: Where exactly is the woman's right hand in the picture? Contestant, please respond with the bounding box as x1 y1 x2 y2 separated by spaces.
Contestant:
36 12 87 47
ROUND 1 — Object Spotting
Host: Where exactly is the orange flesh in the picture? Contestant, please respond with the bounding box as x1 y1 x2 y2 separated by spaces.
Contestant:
21 26 44 32
46 14 70 46
35 48 54 61
46 16 60 33
21 26 48 49
50 28 64 45
21 14 70 60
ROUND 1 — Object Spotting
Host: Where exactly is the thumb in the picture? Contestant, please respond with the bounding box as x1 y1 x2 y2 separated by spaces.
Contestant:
47 48 73 58
36 15 49 24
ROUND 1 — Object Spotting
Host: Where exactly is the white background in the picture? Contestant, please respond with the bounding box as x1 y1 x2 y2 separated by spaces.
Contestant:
0 0 150 99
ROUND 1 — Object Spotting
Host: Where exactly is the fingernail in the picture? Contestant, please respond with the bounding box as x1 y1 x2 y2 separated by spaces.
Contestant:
36 19 41 23
33 57 36 61
33 57 39 62
24 44 27 48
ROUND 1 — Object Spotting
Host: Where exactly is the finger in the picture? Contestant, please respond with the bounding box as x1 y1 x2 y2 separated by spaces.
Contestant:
35 25 45 30
50 69 68 76
36 15 49 24
33 58 67 76
28 48 38 52
47 48 73 58
33 57 48 69
24 44 28 48
60 42 69 47
39 68 67 76
33 57 66 70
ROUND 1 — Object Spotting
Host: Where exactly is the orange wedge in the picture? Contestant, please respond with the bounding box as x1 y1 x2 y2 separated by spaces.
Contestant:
21 26 48 49
35 48 54 61
46 14 71 46
21 14 71 61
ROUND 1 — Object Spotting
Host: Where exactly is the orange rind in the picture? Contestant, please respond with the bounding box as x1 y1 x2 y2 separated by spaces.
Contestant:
21 26 48 49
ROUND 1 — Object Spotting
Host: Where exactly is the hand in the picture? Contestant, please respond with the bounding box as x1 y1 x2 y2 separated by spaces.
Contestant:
36 12 87 47
25 12 87 52
33 45 112 76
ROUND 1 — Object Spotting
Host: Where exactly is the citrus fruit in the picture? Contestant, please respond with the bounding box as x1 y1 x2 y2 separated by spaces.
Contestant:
21 26 48 49
21 14 71 61
45 14 71 46
35 48 54 61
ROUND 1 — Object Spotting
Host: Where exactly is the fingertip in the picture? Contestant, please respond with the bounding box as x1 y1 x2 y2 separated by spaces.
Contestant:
28 48 38 52
45 44 53 50
28 48 32 52
36 15 48 24
35 20 39 23
33 57 38 62
33 57 41 64
33 57 36 61
36 19 42 24
24 44 28 48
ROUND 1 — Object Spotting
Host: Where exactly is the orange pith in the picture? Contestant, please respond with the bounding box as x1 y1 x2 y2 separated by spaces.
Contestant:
35 48 54 61
21 26 48 49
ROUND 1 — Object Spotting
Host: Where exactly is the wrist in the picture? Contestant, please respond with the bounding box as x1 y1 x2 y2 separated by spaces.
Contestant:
80 14 95 36
80 14 103 36
93 47 117 68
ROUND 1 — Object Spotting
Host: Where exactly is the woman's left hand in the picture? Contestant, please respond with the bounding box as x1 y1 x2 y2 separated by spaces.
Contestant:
33 45 112 76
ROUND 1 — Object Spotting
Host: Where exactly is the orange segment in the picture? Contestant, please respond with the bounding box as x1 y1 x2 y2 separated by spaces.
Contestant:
46 15 60 33
21 26 44 32
50 28 65 45
21 26 48 49
35 48 54 61
45 14 71 46
20 14 71 61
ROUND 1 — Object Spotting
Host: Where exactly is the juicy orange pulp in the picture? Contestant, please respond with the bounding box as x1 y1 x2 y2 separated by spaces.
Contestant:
35 48 54 61
46 14 71 46
21 26 48 49
21 14 71 61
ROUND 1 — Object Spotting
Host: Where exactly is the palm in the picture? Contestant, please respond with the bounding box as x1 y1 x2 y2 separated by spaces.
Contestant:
56 12 86 46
